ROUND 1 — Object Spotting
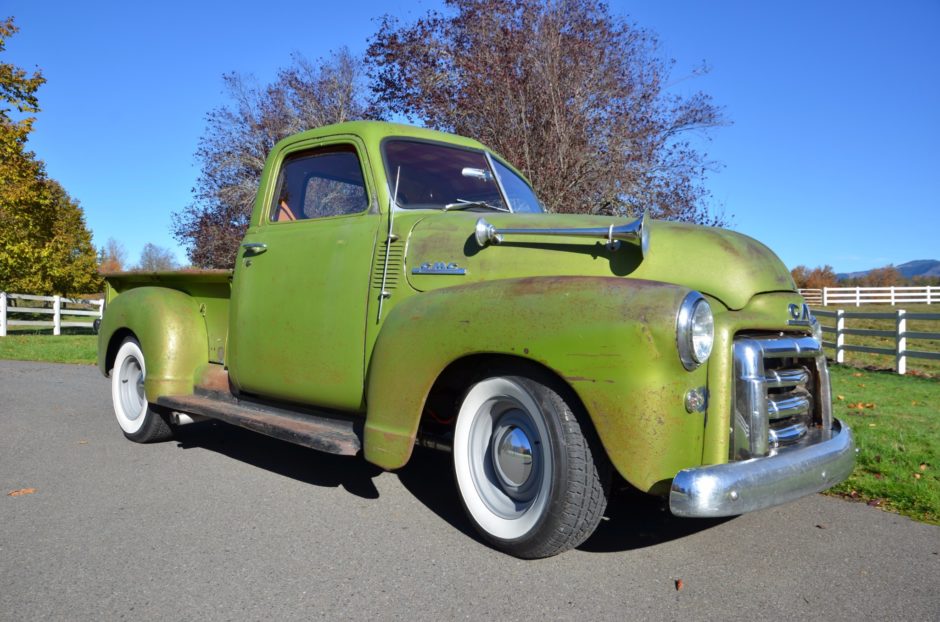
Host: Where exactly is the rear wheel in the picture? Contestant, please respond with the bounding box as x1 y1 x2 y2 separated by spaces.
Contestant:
452 371 610 558
111 337 174 443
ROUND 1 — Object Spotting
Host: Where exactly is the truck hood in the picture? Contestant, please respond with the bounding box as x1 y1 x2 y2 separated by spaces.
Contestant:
403 212 795 310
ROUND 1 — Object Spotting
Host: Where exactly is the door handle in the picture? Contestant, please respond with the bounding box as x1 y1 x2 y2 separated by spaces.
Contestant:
241 242 267 255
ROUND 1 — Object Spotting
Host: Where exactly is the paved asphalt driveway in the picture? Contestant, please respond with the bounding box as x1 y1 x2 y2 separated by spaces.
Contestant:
1 360 938 621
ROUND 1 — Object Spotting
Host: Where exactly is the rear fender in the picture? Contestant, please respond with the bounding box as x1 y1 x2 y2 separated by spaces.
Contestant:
98 286 208 400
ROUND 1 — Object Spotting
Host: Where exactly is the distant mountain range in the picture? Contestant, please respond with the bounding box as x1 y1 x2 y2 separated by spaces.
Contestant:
837 259 940 281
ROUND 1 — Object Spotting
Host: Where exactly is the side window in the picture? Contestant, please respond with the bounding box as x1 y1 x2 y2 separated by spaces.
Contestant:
270 145 368 222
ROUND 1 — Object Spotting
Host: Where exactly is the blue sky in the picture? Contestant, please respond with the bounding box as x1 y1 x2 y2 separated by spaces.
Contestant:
5 1 939 272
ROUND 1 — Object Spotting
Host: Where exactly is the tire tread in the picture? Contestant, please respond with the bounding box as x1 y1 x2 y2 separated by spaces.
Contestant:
514 380 610 558
128 405 174 443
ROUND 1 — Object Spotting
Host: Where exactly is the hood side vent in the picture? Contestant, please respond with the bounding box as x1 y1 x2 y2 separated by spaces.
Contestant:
372 239 404 292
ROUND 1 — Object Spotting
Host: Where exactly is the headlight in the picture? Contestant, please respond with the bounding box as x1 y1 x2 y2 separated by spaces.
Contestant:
677 292 714 370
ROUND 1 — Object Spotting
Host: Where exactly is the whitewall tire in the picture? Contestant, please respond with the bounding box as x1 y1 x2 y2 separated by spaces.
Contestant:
111 338 174 443
453 371 610 558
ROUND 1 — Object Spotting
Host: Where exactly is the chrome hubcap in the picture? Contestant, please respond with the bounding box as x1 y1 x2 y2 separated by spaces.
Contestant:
494 425 534 488
468 403 543 517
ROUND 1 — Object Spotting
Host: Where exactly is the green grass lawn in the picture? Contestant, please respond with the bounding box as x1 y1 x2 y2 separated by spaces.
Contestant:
827 364 939 524
0 327 98 364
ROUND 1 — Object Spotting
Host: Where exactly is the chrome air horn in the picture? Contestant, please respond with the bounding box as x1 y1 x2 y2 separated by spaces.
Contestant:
474 211 649 257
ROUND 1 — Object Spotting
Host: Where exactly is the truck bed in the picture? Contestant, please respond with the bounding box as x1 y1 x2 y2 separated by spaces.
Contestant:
103 270 232 364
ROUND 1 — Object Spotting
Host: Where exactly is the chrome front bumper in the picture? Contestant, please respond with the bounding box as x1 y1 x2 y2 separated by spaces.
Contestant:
669 419 855 518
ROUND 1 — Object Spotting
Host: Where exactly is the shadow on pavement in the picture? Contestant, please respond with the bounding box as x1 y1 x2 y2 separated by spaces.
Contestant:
173 420 383 499
173 422 730 553
397 448 732 553
578 483 733 553
395 447 484 544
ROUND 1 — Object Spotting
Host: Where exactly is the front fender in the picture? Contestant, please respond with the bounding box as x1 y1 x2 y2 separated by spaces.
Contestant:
97 286 208 400
364 276 709 492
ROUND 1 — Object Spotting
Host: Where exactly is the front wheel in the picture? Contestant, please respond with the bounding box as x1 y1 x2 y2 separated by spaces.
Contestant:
452 372 610 558
110 337 174 443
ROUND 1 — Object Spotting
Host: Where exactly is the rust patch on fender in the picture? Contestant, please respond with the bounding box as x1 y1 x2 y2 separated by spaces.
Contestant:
195 364 230 395
565 375 596 383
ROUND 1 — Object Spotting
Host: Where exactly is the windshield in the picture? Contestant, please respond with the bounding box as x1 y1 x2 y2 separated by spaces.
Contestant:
383 139 543 213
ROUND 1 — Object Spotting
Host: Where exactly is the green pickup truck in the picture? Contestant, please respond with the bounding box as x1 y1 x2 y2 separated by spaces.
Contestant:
98 121 854 558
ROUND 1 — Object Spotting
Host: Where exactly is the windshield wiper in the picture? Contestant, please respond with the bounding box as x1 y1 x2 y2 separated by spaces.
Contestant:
443 199 511 213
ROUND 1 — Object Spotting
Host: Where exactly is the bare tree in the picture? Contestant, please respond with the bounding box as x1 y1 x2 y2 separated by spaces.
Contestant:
136 243 178 272
173 48 374 268
368 0 727 223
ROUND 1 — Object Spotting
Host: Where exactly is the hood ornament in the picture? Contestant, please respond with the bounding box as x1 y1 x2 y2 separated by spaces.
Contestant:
474 211 649 258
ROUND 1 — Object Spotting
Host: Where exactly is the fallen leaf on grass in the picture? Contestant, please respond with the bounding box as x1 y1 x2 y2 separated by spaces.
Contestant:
913 473 922 480
849 490 860 499
675 579 683 591
867 499 884 507
853 372 863 377
7 488 37 497
837 395 845 401
873 473 884 480
868 423 876 427
858 383 866 388
920 463 928 472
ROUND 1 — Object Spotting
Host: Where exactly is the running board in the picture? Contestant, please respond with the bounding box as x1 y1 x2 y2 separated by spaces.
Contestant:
156 394 362 456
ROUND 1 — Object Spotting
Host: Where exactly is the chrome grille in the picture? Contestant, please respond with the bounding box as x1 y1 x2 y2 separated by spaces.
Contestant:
731 335 832 460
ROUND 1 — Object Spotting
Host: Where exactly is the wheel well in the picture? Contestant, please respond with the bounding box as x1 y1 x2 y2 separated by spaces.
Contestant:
104 328 135 375
421 354 590 434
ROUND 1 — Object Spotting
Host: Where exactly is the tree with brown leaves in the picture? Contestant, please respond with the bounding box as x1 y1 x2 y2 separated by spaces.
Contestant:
790 265 809 289
97 238 127 273
861 265 902 287
368 0 727 222
796 265 838 290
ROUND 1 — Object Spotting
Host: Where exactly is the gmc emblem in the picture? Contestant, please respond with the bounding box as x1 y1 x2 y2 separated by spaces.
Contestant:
787 302 813 327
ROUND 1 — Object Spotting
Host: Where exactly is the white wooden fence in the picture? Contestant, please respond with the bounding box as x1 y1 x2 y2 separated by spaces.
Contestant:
812 308 940 375
799 286 938 306
0 292 104 336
